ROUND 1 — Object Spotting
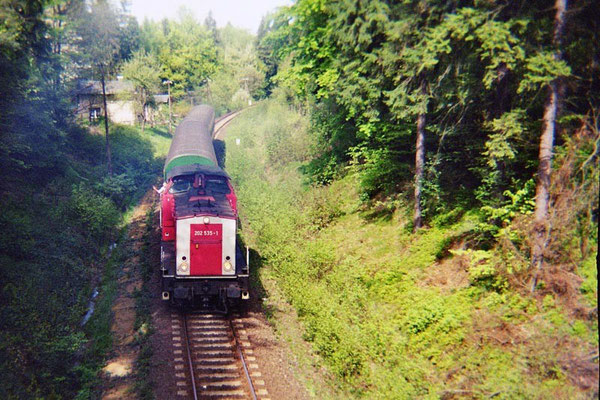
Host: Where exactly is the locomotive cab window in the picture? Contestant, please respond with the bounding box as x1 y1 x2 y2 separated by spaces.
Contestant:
204 176 230 194
169 175 194 194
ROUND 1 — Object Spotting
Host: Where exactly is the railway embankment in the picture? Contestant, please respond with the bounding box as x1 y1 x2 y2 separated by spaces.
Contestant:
100 191 154 399
224 98 598 399
0 118 171 398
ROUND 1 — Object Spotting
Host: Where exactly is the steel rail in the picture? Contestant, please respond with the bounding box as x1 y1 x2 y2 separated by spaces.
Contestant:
183 314 199 400
213 106 255 140
229 317 258 400
213 111 241 140
181 312 256 400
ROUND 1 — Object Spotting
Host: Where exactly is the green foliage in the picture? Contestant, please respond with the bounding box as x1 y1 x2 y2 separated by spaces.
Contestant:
0 116 164 397
69 184 120 242
518 51 571 93
0 12 165 392
578 253 598 308
457 249 509 292
227 102 597 398
94 173 136 210
121 50 161 124
197 25 265 114
480 179 536 232
140 10 218 98
133 209 157 399
227 102 458 395
300 99 358 185
484 109 526 169
348 146 409 201
431 207 465 228
264 0 598 242
74 1 122 76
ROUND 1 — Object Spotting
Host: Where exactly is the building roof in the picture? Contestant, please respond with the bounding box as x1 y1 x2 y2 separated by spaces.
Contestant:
154 94 170 103
75 79 134 95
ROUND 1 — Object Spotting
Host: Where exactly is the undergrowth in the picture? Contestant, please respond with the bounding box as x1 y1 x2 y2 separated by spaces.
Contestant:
226 99 599 399
133 209 158 400
75 229 126 399
0 119 167 398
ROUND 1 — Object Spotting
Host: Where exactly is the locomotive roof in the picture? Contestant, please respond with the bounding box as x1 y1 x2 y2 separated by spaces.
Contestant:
164 105 218 179
172 173 236 219
166 164 229 181
174 193 236 219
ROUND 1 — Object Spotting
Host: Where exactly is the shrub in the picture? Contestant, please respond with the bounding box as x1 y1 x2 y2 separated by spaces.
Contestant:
69 184 120 243
94 173 136 210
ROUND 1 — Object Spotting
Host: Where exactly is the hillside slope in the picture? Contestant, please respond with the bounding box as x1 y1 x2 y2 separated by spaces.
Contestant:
225 99 598 399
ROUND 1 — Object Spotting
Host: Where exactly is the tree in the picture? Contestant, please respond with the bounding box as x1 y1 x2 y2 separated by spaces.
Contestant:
256 7 292 95
121 50 160 132
117 11 141 61
530 0 568 292
155 8 218 98
413 79 427 230
204 10 218 43
75 0 122 175
208 25 265 111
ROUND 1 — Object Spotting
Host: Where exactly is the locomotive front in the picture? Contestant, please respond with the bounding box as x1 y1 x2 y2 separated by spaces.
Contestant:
159 105 249 311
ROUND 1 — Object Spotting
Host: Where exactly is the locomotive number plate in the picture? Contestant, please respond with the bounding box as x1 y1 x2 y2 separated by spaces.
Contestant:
194 230 219 237
190 223 222 244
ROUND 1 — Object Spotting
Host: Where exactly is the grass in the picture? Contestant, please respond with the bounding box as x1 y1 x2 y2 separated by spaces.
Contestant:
225 98 599 399
133 209 158 400
76 228 127 398
140 126 172 159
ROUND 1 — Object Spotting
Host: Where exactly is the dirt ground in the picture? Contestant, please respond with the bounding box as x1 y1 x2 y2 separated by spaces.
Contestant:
101 190 155 399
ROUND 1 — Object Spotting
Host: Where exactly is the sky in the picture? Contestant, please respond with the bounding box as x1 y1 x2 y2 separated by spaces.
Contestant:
128 0 292 34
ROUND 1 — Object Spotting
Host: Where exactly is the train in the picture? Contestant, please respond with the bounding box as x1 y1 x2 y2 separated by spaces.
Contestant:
159 105 249 311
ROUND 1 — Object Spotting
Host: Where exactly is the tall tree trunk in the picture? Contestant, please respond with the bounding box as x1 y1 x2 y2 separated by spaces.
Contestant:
530 0 567 292
100 69 113 175
414 79 427 232
166 80 172 135
141 89 147 134
141 105 146 134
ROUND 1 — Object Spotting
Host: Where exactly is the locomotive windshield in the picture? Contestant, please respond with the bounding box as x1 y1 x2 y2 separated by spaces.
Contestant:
169 175 194 194
205 176 230 194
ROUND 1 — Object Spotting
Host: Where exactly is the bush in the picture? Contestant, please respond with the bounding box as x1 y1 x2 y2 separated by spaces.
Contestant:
348 146 410 201
69 184 120 243
94 173 136 210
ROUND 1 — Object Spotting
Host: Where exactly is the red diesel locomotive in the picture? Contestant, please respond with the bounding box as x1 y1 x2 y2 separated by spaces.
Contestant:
159 105 249 311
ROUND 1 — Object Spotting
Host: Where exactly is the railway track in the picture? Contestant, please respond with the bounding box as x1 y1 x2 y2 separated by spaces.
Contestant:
214 107 253 140
170 312 269 400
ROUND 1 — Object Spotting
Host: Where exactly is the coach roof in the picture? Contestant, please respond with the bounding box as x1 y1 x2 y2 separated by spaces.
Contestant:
164 105 217 179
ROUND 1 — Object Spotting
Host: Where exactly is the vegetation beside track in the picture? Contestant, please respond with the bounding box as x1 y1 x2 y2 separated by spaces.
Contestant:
0 121 166 398
226 99 598 399
133 208 159 400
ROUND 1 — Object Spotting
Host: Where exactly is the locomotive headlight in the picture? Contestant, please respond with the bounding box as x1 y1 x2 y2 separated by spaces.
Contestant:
203 216 210 224
223 260 233 272
177 261 189 275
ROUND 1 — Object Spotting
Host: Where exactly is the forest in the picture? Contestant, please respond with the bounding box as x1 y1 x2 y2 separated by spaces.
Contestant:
0 0 598 398
245 0 598 397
